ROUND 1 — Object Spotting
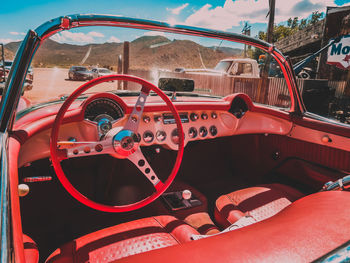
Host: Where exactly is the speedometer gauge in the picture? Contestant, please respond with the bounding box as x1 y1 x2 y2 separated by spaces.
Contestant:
84 98 124 122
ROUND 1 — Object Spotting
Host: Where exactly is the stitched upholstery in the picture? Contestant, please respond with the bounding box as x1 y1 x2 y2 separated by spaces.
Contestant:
215 183 304 228
46 215 199 263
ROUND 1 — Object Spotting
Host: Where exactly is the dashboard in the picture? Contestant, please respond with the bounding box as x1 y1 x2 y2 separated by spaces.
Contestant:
16 93 294 167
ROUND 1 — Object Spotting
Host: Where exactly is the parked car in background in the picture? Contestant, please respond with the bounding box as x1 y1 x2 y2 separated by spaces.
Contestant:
0 67 8 82
68 66 93 81
0 60 33 92
91 67 115 79
0 60 34 84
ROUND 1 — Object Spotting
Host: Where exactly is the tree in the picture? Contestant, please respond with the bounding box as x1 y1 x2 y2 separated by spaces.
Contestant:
290 17 299 29
299 19 307 30
310 11 323 25
256 11 325 42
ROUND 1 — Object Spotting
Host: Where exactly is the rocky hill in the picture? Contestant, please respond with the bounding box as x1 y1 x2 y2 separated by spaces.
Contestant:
4 36 243 70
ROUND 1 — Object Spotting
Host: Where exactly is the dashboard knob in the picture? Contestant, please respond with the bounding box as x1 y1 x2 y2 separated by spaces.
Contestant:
211 112 217 119
322 135 332 143
190 113 199 121
182 189 192 200
201 113 208 120
143 115 151 123
154 115 162 123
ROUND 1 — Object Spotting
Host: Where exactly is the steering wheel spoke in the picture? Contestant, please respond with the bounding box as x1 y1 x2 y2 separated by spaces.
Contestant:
123 87 149 133
127 148 162 187
58 140 113 159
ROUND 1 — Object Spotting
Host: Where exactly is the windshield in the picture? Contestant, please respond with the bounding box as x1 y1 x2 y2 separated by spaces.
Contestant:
214 61 232 72
5 26 291 110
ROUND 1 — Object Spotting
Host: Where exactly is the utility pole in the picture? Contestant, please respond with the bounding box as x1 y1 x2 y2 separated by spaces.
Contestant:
242 22 251 57
117 54 122 89
266 0 275 43
123 41 129 90
258 0 275 104
0 44 5 83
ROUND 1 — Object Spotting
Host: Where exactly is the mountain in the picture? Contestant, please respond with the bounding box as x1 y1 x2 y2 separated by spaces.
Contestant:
210 46 243 56
3 36 241 70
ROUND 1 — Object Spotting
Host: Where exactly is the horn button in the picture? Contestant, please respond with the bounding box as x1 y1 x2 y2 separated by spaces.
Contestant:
113 130 139 157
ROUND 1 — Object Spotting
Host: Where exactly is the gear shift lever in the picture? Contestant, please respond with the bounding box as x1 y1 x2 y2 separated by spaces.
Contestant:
162 189 200 211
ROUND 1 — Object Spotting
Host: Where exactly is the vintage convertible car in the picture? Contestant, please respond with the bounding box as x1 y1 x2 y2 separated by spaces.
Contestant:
1 14 350 263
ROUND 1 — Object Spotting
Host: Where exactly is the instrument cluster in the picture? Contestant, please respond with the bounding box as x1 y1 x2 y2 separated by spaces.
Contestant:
136 110 236 149
82 97 238 149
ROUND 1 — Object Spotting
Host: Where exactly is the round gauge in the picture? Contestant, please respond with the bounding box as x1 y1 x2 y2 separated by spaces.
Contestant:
156 130 167 142
143 131 154 143
209 125 218 136
154 115 162 123
188 127 198 139
171 129 185 144
199 126 208 137
84 98 124 122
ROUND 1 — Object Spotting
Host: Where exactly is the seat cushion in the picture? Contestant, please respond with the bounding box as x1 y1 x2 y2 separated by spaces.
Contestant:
215 183 304 228
46 215 199 263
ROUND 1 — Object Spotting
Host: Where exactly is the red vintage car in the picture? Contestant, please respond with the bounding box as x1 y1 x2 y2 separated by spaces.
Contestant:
1 14 350 263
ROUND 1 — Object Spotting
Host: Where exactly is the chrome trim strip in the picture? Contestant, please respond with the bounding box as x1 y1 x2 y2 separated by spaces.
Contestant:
0 132 11 262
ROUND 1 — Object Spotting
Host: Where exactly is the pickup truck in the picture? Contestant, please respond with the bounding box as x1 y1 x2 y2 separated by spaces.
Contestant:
175 58 260 78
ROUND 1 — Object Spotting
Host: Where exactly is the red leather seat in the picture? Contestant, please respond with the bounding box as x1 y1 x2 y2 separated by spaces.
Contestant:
46 215 199 263
215 183 304 228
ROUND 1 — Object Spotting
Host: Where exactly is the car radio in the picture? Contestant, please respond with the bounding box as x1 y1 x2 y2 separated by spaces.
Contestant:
163 113 189 124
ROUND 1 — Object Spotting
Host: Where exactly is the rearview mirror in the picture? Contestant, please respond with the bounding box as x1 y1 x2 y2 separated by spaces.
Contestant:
158 78 194 92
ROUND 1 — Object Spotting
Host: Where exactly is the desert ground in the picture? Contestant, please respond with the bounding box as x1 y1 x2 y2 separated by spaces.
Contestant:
24 68 123 104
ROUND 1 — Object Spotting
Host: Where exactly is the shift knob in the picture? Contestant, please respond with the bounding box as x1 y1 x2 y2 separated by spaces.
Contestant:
182 189 192 200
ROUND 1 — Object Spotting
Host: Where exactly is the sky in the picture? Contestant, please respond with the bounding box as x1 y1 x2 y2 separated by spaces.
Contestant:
0 0 350 45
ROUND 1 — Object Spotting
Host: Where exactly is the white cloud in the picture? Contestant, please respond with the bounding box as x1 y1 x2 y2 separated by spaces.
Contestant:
184 0 350 31
143 31 166 37
50 31 104 43
0 38 20 44
9 31 25 36
107 36 121 43
88 31 104 38
167 17 178 26
167 3 189 15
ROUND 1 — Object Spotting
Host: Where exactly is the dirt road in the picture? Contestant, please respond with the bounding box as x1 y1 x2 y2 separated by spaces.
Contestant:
24 68 121 104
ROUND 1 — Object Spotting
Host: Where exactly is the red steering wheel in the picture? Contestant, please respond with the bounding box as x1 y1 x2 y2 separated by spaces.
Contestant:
50 74 184 212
